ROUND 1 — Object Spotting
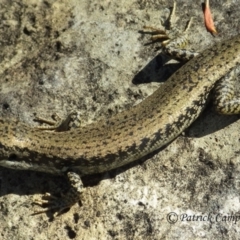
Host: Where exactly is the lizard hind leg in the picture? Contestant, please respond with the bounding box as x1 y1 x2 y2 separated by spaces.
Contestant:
32 171 85 217
34 111 81 132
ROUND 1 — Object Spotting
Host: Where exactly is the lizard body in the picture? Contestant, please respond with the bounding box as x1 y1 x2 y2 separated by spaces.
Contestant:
0 35 240 176
1 21 240 213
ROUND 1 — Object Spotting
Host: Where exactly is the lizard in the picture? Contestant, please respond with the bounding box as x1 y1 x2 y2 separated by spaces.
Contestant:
0 2 240 215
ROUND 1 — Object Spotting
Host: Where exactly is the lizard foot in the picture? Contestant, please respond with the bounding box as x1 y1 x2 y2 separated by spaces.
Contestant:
32 171 85 217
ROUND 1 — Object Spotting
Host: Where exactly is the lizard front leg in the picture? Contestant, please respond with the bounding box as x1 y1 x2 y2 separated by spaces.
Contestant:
143 1 199 61
213 66 240 114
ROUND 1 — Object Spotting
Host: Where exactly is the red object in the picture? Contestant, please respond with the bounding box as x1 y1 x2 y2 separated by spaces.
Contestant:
204 0 217 34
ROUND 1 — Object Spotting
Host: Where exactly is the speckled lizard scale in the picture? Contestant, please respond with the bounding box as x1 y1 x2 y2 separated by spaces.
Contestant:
0 35 240 213
1 35 240 175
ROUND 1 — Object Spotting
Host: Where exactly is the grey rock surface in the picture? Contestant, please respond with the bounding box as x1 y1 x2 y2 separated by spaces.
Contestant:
0 0 240 239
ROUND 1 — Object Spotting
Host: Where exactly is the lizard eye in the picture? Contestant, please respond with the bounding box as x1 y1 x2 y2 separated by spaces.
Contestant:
8 153 18 161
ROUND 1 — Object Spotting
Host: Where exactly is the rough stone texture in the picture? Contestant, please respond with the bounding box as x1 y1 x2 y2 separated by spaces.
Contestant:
0 0 240 239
